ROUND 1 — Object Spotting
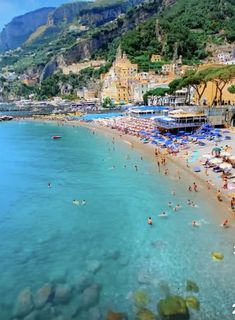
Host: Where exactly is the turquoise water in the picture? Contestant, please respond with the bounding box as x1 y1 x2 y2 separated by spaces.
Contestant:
0 121 234 320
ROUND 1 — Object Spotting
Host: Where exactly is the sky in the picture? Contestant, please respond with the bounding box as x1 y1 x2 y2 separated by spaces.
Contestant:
0 0 75 32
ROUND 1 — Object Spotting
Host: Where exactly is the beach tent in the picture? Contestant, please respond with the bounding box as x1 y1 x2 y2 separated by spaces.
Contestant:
209 158 223 165
219 163 232 170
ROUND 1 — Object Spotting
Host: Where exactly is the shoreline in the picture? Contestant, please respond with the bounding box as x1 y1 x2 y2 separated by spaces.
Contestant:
18 117 233 218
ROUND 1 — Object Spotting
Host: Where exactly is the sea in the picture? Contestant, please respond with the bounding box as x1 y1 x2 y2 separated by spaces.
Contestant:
0 120 234 320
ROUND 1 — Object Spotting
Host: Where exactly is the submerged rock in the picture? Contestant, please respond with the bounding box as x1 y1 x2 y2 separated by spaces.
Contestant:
81 284 100 309
105 250 121 260
211 252 224 261
86 260 102 274
136 308 156 320
24 310 39 320
49 268 67 284
13 287 34 318
106 310 127 320
157 295 189 320
74 273 94 293
134 291 149 308
137 271 151 285
54 284 72 304
186 280 199 293
158 281 171 298
37 303 57 320
185 296 200 310
88 306 102 320
34 283 52 309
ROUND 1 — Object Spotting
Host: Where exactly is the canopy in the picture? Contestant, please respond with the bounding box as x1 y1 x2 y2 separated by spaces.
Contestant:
209 158 223 165
219 163 232 170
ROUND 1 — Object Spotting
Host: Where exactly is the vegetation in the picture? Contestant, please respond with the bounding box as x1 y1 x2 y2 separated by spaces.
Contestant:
228 85 235 94
102 97 115 108
143 87 169 104
145 65 235 105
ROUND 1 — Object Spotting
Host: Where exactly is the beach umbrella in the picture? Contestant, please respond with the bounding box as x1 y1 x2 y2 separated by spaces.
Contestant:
202 154 212 159
209 158 223 165
221 151 231 157
229 155 235 160
212 147 221 153
219 163 232 170
194 166 201 172
179 130 185 134
223 130 230 134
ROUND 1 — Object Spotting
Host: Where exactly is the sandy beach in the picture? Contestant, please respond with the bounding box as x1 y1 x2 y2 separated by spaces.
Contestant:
23 116 235 221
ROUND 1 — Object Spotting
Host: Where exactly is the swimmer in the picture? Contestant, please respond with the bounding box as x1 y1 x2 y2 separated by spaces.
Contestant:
148 217 153 225
168 202 172 207
73 200 80 205
81 200 86 206
158 212 168 217
48 182 51 188
192 220 200 227
187 199 191 206
134 165 138 171
176 204 182 209
221 219 229 228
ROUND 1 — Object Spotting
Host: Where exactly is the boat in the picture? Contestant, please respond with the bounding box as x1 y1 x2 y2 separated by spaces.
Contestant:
52 136 62 140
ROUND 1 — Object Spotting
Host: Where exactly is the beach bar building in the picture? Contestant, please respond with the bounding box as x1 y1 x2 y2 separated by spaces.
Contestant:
153 110 207 131
128 106 169 118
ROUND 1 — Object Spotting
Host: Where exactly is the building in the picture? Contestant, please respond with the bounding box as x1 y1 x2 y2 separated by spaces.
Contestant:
153 110 207 131
151 54 162 62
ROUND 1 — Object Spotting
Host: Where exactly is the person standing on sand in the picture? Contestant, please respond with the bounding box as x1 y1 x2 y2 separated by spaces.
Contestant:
157 160 160 172
193 182 198 192
188 185 192 192
223 178 228 189
217 190 222 201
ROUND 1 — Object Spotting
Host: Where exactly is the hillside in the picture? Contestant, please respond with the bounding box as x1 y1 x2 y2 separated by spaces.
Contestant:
0 0 234 101
0 7 55 52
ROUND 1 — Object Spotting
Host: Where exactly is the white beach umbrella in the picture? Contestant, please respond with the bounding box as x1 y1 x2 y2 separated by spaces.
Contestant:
202 154 212 159
221 151 231 157
229 155 235 161
219 163 232 170
209 158 223 165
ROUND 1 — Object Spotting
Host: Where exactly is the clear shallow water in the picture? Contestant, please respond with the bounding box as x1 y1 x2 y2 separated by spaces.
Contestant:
0 121 234 320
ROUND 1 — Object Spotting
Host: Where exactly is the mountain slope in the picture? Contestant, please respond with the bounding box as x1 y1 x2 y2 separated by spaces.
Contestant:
0 7 55 52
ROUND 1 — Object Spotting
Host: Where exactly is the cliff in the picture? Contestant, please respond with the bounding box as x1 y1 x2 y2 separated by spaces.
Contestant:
0 7 55 52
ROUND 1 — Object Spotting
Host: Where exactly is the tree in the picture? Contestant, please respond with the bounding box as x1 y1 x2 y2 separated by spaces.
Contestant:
143 87 169 104
228 84 235 94
206 65 235 104
102 97 114 108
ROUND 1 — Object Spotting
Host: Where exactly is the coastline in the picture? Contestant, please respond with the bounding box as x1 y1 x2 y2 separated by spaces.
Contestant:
15 118 235 220
18 117 233 218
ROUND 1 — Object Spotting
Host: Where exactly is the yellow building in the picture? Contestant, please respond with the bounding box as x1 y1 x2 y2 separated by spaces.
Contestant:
195 64 235 106
101 48 138 104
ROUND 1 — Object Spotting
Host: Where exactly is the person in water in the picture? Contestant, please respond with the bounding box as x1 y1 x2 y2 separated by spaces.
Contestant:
81 200 86 205
148 217 153 225
192 220 199 227
48 182 51 188
230 197 235 210
168 202 172 207
222 219 229 228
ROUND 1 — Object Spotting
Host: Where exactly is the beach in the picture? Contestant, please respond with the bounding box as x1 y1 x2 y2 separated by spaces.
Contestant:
31 115 234 216
1 119 235 320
